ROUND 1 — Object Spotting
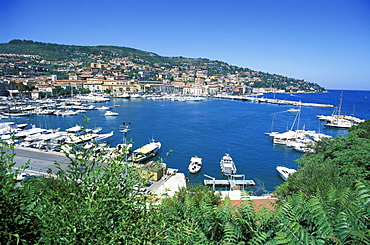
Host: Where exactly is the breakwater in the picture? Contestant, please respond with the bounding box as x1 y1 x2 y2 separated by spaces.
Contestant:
214 94 334 108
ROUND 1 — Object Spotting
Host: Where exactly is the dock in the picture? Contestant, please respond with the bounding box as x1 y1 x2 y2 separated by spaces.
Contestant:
204 174 255 190
204 179 255 187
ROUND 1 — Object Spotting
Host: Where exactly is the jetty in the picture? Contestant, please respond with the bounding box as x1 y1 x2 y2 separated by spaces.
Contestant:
214 95 334 108
204 174 255 190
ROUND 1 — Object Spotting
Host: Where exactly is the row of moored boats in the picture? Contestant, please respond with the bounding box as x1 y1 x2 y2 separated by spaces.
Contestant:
188 153 297 184
266 129 332 153
188 153 237 176
0 102 122 118
0 121 162 163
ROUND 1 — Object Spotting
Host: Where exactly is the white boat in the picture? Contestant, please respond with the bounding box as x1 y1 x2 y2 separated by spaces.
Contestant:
130 139 161 163
105 111 119 116
24 129 58 142
323 119 354 129
276 166 297 181
64 133 97 144
188 156 202 174
130 94 142 98
91 131 114 142
75 94 110 102
59 110 79 116
321 91 357 129
114 93 131 99
287 108 300 112
66 124 83 133
96 106 111 110
14 125 46 138
2 111 35 117
220 153 237 176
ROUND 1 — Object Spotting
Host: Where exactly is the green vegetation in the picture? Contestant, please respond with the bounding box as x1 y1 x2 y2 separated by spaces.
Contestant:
276 120 370 199
1 120 369 243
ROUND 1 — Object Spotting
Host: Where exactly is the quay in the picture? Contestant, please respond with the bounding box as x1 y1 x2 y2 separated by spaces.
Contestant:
214 94 334 108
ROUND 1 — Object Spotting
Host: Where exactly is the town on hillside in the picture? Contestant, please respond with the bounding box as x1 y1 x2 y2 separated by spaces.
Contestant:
0 41 325 98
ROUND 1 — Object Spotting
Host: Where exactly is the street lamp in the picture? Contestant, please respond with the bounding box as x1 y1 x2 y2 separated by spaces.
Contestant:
119 122 131 162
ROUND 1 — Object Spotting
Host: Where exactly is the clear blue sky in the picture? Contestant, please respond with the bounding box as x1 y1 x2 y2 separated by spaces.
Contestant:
1 0 369 90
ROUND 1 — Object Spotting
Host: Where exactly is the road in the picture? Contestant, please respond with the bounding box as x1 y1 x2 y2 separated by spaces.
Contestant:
10 146 73 175
7 146 187 196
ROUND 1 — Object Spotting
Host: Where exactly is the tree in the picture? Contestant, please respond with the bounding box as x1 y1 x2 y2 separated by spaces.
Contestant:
349 119 370 139
0 124 158 244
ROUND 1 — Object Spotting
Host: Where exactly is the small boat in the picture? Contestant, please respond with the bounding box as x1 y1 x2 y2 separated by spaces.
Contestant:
276 166 296 182
220 153 237 176
105 111 119 116
96 106 111 110
188 156 202 174
287 108 300 112
130 139 161 163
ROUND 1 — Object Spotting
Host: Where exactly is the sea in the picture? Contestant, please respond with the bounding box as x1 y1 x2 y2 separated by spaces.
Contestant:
7 90 370 194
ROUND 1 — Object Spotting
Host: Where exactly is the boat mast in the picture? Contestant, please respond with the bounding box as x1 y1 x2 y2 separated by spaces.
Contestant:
338 90 343 116
120 122 131 162
270 113 275 133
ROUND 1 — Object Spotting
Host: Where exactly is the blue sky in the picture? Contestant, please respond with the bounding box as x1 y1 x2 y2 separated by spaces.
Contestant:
1 0 369 90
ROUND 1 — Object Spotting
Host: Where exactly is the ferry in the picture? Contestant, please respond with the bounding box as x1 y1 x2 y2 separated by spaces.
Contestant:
188 156 202 174
276 166 296 182
130 139 161 163
220 153 237 176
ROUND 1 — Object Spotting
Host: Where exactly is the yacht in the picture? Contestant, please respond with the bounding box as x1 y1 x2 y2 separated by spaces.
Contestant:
96 106 111 110
14 125 46 139
59 110 79 116
323 118 354 129
105 111 119 116
220 153 237 176
66 125 83 133
188 156 202 174
276 166 297 181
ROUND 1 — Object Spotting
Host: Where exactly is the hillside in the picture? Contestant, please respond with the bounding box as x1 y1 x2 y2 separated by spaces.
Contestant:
0 39 326 92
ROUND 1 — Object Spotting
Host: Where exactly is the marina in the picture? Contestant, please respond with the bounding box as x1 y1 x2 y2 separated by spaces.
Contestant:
1 90 369 192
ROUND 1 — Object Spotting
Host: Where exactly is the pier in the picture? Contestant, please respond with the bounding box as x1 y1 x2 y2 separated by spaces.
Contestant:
204 174 255 190
214 94 334 108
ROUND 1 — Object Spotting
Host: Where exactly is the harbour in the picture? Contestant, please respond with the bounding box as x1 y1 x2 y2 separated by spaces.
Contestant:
2 90 370 193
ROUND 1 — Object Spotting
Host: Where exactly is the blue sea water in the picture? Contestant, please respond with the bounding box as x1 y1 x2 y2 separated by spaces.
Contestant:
8 90 370 193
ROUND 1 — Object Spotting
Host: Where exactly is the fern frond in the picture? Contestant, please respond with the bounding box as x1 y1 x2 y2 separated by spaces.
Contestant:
222 221 237 245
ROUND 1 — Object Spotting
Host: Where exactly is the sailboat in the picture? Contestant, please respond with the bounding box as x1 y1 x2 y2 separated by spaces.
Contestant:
265 114 279 137
323 91 355 129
